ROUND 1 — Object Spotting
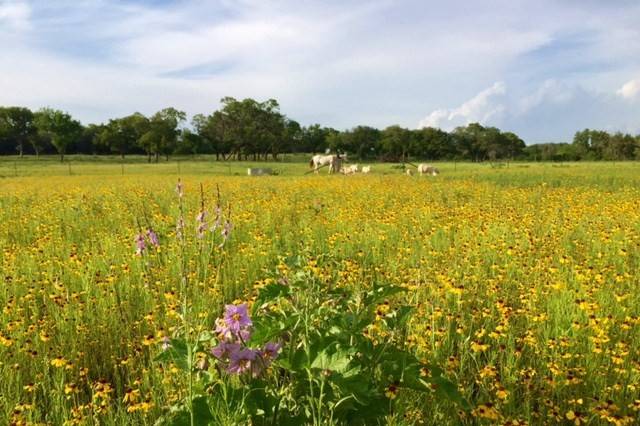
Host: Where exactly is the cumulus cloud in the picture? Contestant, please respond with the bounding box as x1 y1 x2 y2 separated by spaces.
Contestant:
418 79 640 142
617 78 640 100
517 79 576 114
418 82 507 130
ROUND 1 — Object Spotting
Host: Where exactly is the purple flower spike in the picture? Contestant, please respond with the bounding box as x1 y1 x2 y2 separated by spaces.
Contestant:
146 229 160 247
227 348 257 375
210 206 222 232
135 233 146 255
175 180 184 198
219 220 233 247
196 210 207 239
224 304 252 335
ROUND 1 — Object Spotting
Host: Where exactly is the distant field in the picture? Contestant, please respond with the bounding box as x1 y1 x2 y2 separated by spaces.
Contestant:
1 155 639 187
1 160 640 424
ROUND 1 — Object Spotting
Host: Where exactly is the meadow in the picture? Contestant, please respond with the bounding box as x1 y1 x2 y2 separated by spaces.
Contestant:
1 158 640 425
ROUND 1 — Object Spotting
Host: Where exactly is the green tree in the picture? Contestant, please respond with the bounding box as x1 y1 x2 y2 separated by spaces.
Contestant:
140 108 185 162
603 132 636 160
380 125 412 161
34 108 82 162
343 126 381 159
413 127 453 159
99 113 149 158
0 106 36 156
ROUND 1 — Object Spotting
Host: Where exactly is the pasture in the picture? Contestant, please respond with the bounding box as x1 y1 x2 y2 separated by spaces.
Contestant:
1 158 640 425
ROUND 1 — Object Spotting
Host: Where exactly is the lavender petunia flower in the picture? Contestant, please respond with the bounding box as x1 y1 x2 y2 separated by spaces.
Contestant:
224 304 252 334
211 341 241 360
261 342 282 362
227 348 257 375
214 317 233 341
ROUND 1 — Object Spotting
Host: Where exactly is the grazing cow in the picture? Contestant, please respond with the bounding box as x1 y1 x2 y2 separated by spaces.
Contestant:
362 166 371 174
310 154 347 174
342 164 359 175
417 163 439 176
406 169 413 176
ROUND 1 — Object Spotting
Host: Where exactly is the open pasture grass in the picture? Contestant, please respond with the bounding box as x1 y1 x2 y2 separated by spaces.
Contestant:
1 161 640 424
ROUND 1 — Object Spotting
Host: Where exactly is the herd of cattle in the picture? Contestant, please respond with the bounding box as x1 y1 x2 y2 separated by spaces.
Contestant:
246 155 441 176
309 154 440 176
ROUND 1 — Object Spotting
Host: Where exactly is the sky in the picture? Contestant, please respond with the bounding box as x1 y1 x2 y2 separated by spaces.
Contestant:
1 0 640 144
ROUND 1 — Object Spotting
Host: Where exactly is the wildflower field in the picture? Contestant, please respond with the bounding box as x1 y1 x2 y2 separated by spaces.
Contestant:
1 160 640 425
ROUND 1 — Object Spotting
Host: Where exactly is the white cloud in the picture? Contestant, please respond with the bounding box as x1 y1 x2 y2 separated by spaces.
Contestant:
418 82 507 130
0 0 30 30
617 78 640 100
517 79 575 114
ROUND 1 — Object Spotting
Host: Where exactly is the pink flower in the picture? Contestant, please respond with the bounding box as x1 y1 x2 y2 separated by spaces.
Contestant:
261 342 282 362
227 348 257 375
211 341 241 360
224 304 252 335
146 229 160 247
134 233 146 255
196 211 207 239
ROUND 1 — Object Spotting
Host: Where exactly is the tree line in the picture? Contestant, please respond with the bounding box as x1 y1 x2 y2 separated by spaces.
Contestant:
1 99 639 161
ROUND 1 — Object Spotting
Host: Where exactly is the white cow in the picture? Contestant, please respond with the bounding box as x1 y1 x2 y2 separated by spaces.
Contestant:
362 166 371 174
342 164 359 175
310 154 347 174
417 163 439 176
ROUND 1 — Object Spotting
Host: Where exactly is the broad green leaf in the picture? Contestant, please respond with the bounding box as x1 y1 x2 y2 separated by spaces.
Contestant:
310 345 356 374
154 338 189 371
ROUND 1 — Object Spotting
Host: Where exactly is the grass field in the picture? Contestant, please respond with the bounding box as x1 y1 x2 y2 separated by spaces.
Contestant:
1 158 640 425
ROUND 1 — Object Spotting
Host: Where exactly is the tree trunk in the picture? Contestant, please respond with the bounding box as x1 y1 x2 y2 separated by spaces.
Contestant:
121 152 125 159
60 153 64 162
155 152 159 163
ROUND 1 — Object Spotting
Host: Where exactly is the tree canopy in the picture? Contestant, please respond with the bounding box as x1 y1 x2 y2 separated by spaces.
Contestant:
1 100 639 161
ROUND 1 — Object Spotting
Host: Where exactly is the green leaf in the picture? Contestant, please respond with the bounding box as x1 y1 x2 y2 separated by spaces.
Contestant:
192 396 214 425
422 376 471 410
365 284 406 305
254 282 290 307
154 338 189 371
310 345 356 374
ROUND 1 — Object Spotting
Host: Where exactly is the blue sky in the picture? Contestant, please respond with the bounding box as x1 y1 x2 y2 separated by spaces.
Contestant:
1 0 639 143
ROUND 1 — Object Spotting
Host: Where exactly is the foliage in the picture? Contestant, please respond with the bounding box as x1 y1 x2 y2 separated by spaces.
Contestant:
2 102 640 161
33 107 82 161
151 184 465 425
